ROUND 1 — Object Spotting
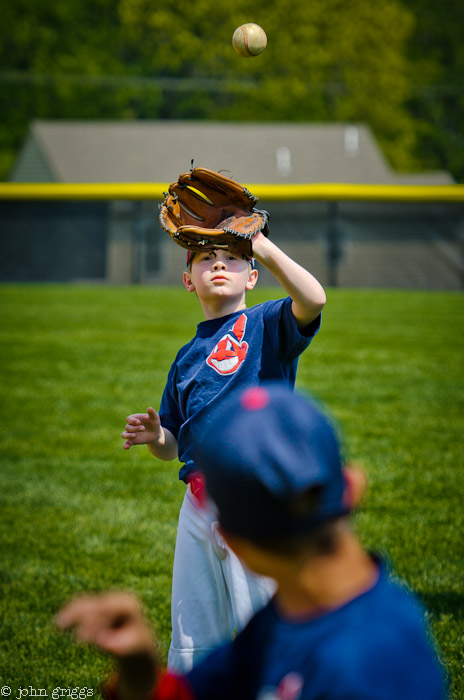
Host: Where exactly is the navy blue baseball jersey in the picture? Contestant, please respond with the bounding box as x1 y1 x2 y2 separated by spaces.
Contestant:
159 297 321 482
179 558 445 700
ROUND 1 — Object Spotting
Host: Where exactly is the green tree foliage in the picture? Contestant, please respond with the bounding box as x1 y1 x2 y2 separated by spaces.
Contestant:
0 0 124 175
115 0 420 170
0 0 461 180
404 0 464 181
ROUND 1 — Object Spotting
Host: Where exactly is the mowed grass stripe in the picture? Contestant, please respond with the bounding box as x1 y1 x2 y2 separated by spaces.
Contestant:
0 285 462 697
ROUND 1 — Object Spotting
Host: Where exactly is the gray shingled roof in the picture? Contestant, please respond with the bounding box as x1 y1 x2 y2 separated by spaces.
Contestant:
10 120 454 185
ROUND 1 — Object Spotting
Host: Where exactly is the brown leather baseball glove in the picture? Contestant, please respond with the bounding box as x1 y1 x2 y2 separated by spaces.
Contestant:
159 166 269 259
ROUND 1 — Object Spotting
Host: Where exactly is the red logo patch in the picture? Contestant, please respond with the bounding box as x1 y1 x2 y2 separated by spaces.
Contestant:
206 313 249 375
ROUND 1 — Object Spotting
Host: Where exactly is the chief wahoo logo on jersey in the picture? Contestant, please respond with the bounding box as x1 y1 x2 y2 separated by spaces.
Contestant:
206 313 249 375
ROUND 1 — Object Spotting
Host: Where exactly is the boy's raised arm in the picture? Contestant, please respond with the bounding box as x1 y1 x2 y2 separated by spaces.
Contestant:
251 232 326 329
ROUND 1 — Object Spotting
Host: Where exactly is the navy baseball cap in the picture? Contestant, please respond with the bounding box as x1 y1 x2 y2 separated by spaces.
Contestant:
193 383 349 541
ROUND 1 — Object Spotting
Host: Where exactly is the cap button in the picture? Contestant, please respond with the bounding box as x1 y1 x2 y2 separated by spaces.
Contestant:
240 386 270 411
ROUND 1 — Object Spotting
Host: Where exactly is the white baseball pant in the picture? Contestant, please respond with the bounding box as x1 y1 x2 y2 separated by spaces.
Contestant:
167 485 276 673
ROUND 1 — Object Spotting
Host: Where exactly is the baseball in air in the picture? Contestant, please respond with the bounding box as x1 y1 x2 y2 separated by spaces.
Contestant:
232 23 267 57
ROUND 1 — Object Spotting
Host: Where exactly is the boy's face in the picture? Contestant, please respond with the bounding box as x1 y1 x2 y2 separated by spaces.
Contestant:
183 249 258 303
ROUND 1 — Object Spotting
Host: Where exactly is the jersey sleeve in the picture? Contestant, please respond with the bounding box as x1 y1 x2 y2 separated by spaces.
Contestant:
103 672 195 700
103 646 247 700
158 359 183 439
263 297 321 363
152 672 196 700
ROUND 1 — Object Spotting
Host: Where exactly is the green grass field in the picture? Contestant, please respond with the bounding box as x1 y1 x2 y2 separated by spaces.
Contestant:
1 284 463 698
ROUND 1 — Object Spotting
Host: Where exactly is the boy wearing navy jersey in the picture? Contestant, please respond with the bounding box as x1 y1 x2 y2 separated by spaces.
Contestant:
121 231 326 672
61 384 446 700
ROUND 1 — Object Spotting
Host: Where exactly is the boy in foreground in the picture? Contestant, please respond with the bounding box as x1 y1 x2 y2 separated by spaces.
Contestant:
62 384 446 700
121 200 326 672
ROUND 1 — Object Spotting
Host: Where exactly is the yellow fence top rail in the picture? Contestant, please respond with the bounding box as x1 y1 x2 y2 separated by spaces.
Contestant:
0 182 463 202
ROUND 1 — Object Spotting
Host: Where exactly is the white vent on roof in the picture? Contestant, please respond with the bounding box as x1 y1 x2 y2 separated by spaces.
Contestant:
344 126 359 156
276 146 292 176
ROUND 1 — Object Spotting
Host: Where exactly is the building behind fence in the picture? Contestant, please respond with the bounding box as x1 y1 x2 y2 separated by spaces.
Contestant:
2 120 462 289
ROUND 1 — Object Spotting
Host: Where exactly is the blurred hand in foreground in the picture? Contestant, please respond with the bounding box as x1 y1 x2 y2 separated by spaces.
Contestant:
56 592 158 700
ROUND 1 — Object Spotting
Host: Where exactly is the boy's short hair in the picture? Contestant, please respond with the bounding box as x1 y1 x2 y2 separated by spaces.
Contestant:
193 384 349 544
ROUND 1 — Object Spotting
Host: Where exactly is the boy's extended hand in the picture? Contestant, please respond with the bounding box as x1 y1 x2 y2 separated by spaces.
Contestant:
121 407 162 450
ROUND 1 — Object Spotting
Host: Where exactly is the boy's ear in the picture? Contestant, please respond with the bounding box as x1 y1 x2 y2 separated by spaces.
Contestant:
342 465 367 509
183 270 196 292
246 268 259 291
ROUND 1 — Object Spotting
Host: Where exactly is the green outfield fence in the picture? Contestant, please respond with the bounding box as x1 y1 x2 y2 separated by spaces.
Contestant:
1 182 463 288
